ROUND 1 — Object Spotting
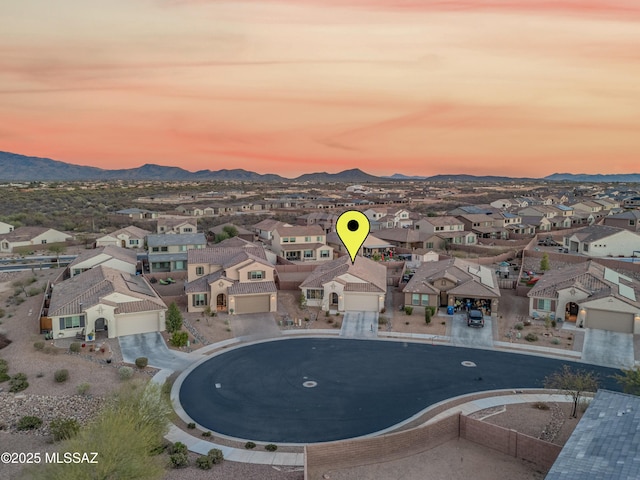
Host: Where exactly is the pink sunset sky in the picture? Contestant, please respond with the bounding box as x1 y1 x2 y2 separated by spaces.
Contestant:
1 0 639 177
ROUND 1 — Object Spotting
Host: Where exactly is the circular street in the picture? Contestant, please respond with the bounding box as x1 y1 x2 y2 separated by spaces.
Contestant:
178 337 621 444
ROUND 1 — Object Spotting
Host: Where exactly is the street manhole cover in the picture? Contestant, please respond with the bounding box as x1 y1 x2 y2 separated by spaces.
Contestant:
461 361 477 367
303 381 318 388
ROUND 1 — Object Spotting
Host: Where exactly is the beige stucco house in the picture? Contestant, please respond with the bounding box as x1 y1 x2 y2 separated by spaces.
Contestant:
0 227 72 253
95 225 150 249
271 225 334 262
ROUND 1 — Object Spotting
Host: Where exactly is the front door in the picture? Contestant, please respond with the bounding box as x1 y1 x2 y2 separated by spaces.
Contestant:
330 292 339 306
217 293 227 311
95 318 106 331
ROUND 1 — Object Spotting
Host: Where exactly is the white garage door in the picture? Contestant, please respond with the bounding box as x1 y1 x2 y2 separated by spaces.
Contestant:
234 295 270 314
116 312 160 337
586 309 634 334
344 293 379 312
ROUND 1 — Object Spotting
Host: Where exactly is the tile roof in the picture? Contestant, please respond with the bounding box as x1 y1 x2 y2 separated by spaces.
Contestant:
228 280 277 295
0 226 68 242
569 225 633 243
299 255 386 293
106 225 151 238
420 216 464 226
68 245 138 269
280 243 325 252
187 245 268 264
184 271 229 293
546 390 640 480
253 219 290 231
275 224 325 237
147 233 206 247
209 223 254 235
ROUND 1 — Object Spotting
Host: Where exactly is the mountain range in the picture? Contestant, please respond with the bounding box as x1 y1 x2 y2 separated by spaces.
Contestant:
1 151 640 183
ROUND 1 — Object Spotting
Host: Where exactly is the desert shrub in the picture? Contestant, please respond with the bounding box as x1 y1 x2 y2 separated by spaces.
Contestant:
69 343 81 353
551 337 561 345
17 415 42 431
514 323 524 330
202 431 212 437
265 444 278 452
196 455 212 470
425 308 432 325
15 297 24 305
0 358 8 373
169 452 188 468
169 442 188 455
525 333 539 342
0 372 9 383
54 369 69 383
43 346 60 355
532 402 550 410
245 441 256 449
28 287 41 297
118 366 134 380
135 357 148 369
404 306 413 315
170 331 188 347
49 417 80 441
33 341 45 351
77 383 90 395
9 373 29 392
0 308 5 318
26 277 37 285
551 320 557 328
207 448 224 464
378 316 388 325
187 422 196 429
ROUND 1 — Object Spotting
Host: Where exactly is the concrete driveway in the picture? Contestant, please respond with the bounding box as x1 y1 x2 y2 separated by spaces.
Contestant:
450 313 493 348
119 332 192 371
581 329 634 368
229 313 280 341
341 311 378 338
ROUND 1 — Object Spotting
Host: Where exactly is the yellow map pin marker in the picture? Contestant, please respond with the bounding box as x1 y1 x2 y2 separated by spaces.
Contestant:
336 210 370 264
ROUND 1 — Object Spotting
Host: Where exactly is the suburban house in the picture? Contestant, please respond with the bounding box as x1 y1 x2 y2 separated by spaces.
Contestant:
563 225 640 257
520 216 552 232
146 233 207 272
114 208 158 220
46 265 167 340
603 210 640 232
456 214 508 240
0 221 14 234
95 226 150 249
271 225 333 262
184 242 277 314
299 255 386 313
570 200 605 214
326 232 395 258
253 219 291 242
66 246 138 278
156 217 197 234
0 227 72 253
623 196 640 208
527 261 640 334
209 223 255 242
373 228 433 250
296 212 339 233
402 258 501 315
489 199 513 210
363 207 413 229
414 216 465 234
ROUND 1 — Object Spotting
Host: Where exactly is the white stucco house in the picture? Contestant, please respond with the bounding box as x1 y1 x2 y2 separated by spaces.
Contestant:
66 246 138 278
95 225 150 249
563 225 640 257
0 227 72 253
0 221 14 235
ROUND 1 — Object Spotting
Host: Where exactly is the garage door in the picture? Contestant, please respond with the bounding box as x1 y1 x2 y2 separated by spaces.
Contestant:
344 293 379 312
116 312 160 337
234 295 270 314
586 309 634 334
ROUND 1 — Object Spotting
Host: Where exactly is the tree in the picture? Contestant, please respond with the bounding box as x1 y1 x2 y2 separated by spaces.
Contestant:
425 307 432 325
165 302 183 333
540 253 550 272
544 365 599 417
614 367 640 396
222 225 238 238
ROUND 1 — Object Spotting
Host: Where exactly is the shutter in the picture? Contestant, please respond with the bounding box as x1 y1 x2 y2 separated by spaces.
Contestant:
60 318 65 330
80 316 85 328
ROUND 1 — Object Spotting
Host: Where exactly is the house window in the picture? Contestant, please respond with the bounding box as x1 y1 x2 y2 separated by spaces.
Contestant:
320 250 330 258
304 250 314 258
536 299 551 311
59 315 85 330
421 295 429 306
152 247 159 252
41 239 47 244
435 226 443 231
129 239 139 245
248 270 265 280
583 243 589 252
306 289 324 300
282 237 289 243
289 237 296 243
192 293 207 307
630 220 636 226
426 242 434 249
305 236 311 242
412 293 420 306
441 280 447 286
174 261 185 270
316 236 322 241
196 266 204 276
179 245 187 252
183 228 193 233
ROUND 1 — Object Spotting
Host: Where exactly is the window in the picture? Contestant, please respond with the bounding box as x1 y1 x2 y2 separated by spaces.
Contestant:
179 245 187 252
282 237 289 243
41 239 47 244
304 250 314 258
129 239 139 245
426 242 434 249
174 261 185 270
316 236 322 241
306 289 324 300
152 247 159 252
192 293 207 307
289 237 296 243
412 293 420 306
248 270 265 280
630 220 636 226
435 226 443 231
320 250 330 258
583 243 589 252
305 236 311 242
59 315 85 330
421 295 429 306
196 266 204 276
183 228 193 233
536 299 551 311
441 280 447 286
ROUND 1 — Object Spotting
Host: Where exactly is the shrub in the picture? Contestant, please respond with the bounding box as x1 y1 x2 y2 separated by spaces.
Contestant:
245 441 256 449
170 442 188 455
28 287 41 297
54 369 69 383
77 383 91 395
9 373 29 392
118 366 134 380
165 302 183 333
265 444 278 452
425 308 432 325
441 321 446 325
551 337 561 345
551 320 557 328
514 323 524 330
49 417 80 441
525 333 539 342
208 448 224 464
17 415 42 431
69 342 81 353
170 331 189 347
169 452 188 468
202 431 212 437
532 402 550 410
0 359 7 374
0 308 5 318
404 306 413 315
378 316 388 325
0 372 9 383
33 341 45 350
196 455 213 470
135 357 148 369
187 422 196 429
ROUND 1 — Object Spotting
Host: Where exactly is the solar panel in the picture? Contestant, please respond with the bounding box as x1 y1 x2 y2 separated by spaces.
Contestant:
122 274 154 296
618 284 636 302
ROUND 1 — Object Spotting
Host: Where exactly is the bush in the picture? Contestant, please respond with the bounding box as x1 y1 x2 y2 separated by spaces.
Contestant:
378 316 388 325
170 442 188 455
135 357 148 369
33 341 45 350
532 402 550 410
265 444 278 452
166 302 183 334
0 358 7 374
525 333 539 342
118 366 134 380
425 308 432 325
0 308 5 318
196 455 212 470
169 452 188 468
9 373 29 392
170 331 189 347
54 369 69 383
0 372 9 383
404 306 413 315
69 343 81 353
551 337 561 345
77 383 90 395
17 415 42 431
28 287 41 297
207 448 224 464
187 422 196 429
514 323 524 330
245 441 256 449
551 320 557 328
49 417 80 441
202 431 212 437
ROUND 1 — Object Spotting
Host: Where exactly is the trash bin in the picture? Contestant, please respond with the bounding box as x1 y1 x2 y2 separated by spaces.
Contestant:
447 306 454 315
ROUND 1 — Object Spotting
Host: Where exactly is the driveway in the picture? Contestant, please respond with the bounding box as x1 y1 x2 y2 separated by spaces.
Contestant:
119 332 192 371
450 313 493 348
229 312 281 341
341 311 378 338
581 329 634 368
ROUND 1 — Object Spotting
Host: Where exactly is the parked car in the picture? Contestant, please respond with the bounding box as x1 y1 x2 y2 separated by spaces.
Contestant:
467 309 484 328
